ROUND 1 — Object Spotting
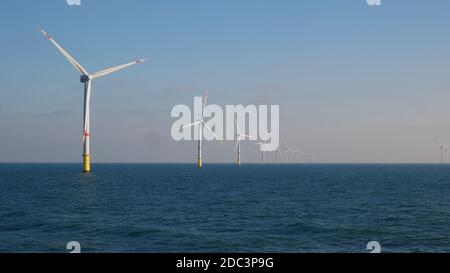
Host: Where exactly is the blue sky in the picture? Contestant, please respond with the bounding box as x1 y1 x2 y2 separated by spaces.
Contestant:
1 0 450 163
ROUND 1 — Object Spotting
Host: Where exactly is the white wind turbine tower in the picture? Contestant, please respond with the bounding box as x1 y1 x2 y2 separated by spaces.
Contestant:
256 139 276 164
256 142 267 164
40 29 146 172
183 91 219 168
294 150 304 163
285 146 295 163
234 117 252 165
439 140 449 163
280 142 289 163
307 152 314 163
291 149 299 163
290 149 297 163
275 146 282 164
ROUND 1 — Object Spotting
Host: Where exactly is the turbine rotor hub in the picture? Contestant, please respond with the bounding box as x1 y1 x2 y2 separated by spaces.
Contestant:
80 75 93 82
80 75 89 83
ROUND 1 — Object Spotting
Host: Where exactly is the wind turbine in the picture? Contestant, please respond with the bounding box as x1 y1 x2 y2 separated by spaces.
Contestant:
291 149 299 163
234 117 252 165
307 152 314 163
183 91 219 167
275 146 282 164
256 140 276 164
439 140 449 163
294 150 304 163
280 142 289 163
256 142 267 164
285 146 294 163
40 29 146 172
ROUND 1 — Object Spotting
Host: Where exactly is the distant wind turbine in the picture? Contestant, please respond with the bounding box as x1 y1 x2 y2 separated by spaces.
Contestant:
308 152 314 163
286 147 295 163
256 139 276 164
234 117 252 165
275 146 282 164
39 29 146 172
256 142 267 164
294 150 304 163
439 140 449 163
280 142 289 163
183 91 219 167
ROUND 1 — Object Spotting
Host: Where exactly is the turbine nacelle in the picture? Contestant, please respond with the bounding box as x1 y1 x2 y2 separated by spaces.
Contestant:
80 75 93 83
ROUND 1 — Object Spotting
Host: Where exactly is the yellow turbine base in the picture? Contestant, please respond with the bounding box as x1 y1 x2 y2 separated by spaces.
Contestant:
83 154 91 172
198 159 202 168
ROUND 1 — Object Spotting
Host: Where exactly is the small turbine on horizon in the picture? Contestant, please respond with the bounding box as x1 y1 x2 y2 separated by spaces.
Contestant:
39 29 146 172
256 142 267 164
439 140 449 163
294 150 304 163
256 138 276 165
285 147 295 163
280 142 289 163
275 146 282 164
234 117 252 165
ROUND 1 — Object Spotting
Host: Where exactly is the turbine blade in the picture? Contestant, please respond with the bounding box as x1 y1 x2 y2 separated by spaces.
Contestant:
39 29 88 75
234 116 241 134
202 121 220 140
92 59 146 79
182 120 201 129
234 140 239 151
202 90 208 118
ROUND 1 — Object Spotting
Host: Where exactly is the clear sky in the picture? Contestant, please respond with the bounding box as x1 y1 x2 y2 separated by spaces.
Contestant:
1 0 450 163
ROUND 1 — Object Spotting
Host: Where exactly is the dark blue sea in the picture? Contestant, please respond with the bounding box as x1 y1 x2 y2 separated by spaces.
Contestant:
1 163 450 253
